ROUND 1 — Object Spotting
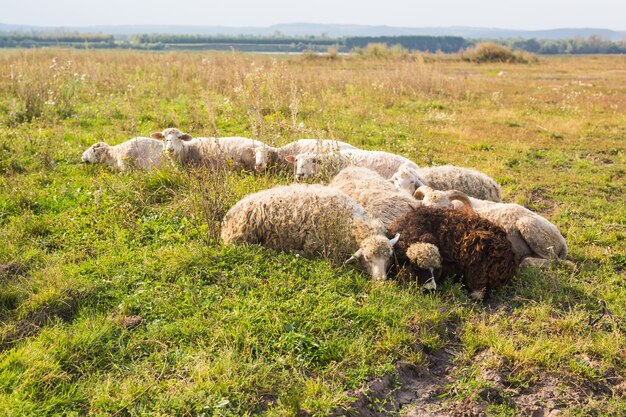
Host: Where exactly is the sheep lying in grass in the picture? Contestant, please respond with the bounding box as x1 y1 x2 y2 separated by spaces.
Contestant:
221 184 400 280
388 205 518 300
329 166 423 228
288 149 420 180
151 128 266 170
391 164 502 201
81 137 165 171
414 185 569 269
253 139 357 172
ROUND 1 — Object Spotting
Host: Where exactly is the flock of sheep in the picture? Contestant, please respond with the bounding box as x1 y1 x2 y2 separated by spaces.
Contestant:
82 128 571 300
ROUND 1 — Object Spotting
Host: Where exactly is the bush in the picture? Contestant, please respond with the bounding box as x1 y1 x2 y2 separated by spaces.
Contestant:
462 42 537 63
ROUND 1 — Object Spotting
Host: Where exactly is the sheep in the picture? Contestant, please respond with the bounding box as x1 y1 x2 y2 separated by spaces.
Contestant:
288 148 420 181
413 185 569 269
151 128 266 170
329 166 423 228
253 139 357 172
388 205 519 300
391 164 502 202
221 183 400 280
81 137 166 171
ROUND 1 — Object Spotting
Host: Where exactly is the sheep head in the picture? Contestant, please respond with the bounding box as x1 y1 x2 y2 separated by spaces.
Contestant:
413 186 473 213
390 165 426 194
82 142 111 164
285 153 320 181
151 128 192 156
253 146 279 172
406 242 442 290
345 234 400 280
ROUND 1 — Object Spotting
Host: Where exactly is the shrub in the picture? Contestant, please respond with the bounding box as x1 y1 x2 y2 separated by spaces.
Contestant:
462 42 537 63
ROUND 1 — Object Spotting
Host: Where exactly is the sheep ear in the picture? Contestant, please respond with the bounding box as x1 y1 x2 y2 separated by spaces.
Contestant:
180 134 193 141
389 234 400 246
285 155 296 165
344 249 363 264
151 132 164 139
413 189 425 200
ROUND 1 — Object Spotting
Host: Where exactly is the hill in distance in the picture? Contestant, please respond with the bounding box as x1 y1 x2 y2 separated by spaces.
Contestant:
0 22 624 40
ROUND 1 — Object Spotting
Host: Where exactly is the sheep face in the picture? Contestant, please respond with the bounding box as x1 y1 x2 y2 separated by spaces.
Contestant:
81 142 110 163
254 147 268 171
348 234 399 280
151 128 192 157
406 242 442 290
413 186 453 208
285 154 320 180
413 186 474 214
391 166 425 194
254 147 278 172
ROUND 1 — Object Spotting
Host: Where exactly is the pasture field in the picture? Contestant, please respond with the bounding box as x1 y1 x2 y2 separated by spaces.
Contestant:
0 49 624 416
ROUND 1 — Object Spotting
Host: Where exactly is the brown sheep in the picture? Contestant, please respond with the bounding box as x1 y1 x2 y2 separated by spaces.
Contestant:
388 205 519 300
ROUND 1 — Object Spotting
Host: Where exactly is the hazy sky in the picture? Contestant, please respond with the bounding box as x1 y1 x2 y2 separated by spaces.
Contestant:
3 0 625 30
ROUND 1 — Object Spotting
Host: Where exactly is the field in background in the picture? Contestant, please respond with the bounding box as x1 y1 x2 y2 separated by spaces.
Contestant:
0 50 624 416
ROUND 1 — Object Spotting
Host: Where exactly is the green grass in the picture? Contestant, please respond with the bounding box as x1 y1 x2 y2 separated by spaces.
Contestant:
0 49 625 416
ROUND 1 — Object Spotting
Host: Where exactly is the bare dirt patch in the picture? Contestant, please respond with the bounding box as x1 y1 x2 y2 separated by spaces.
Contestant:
339 350 455 417
338 333 624 416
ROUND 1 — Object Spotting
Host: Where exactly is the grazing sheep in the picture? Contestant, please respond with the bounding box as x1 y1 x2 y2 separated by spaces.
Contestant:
388 205 518 299
221 184 400 280
81 137 165 171
253 139 357 172
413 185 569 268
288 149 420 180
151 128 266 170
391 165 502 202
329 166 422 228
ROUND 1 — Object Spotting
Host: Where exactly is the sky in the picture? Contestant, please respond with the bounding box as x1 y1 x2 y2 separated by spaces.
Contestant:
2 0 625 30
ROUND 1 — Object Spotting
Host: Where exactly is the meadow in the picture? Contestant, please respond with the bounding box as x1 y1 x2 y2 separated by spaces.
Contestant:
0 49 624 416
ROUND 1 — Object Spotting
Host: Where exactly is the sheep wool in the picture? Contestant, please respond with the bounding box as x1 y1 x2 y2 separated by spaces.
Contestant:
392 165 502 202
415 186 568 268
292 149 420 180
81 137 165 171
254 139 357 172
152 128 266 170
221 184 399 280
329 166 421 228
388 205 518 299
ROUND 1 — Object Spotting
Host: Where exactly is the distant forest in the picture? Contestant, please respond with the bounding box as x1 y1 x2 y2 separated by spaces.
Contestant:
0 32 624 54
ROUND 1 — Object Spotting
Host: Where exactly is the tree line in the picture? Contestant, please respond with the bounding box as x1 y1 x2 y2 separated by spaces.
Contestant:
0 32 624 54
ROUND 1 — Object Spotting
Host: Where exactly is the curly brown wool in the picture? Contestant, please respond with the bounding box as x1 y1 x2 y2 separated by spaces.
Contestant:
388 205 519 299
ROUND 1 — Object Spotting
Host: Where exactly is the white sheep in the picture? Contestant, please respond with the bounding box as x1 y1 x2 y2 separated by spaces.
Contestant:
391 164 502 202
329 166 421 228
151 128 266 170
81 137 165 171
288 149 420 180
221 183 400 280
413 185 569 268
253 139 357 172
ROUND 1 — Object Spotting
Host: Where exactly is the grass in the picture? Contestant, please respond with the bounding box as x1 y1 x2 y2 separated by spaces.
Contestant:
0 49 625 416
